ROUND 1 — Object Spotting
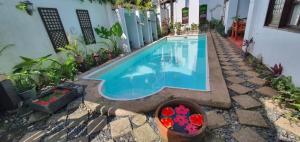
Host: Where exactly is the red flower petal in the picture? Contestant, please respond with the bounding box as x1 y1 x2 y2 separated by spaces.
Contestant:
175 105 190 115
189 114 203 126
161 107 175 117
174 115 188 126
160 117 174 129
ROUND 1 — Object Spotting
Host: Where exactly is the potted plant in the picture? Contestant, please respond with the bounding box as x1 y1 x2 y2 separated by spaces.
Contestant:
175 22 182 35
9 71 37 100
95 22 124 59
155 99 207 142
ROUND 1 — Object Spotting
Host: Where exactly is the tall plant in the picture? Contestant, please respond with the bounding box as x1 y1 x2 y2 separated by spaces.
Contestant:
95 22 124 57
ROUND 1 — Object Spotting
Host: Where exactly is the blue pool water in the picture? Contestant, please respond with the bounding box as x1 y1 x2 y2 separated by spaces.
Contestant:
86 35 208 100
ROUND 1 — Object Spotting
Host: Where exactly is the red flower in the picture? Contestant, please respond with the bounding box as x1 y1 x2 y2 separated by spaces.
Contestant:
189 114 203 126
160 118 174 129
175 105 190 115
161 107 175 117
174 115 188 126
185 123 199 135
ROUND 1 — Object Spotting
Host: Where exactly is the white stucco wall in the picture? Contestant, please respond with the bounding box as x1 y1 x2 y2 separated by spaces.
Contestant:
224 0 250 34
173 0 224 26
125 10 141 49
224 0 238 33
237 0 250 19
0 0 117 74
244 0 300 86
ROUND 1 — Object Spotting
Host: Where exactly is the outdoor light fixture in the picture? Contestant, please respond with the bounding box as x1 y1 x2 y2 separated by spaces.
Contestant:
24 1 34 15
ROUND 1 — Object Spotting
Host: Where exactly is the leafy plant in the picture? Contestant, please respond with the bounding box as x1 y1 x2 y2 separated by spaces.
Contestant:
191 23 198 30
0 44 14 56
57 39 84 63
174 22 182 35
9 71 35 92
95 22 124 58
271 63 283 77
242 38 254 58
272 76 300 119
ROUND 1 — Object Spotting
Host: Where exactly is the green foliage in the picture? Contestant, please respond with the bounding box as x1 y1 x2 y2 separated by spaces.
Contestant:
272 76 300 118
9 71 35 92
57 39 82 58
15 2 27 11
95 22 124 57
80 0 114 4
191 23 198 30
10 53 77 91
0 44 14 56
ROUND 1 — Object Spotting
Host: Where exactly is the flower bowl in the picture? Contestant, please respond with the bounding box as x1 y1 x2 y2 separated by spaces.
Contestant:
154 99 207 142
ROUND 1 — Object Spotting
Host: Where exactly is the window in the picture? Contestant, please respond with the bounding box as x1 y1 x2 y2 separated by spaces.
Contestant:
265 0 300 30
76 10 96 45
38 8 68 51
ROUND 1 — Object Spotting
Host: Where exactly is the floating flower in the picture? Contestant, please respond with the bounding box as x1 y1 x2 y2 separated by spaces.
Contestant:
175 105 190 115
185 123 199 135
189 114 203 126
160 118 174 128
161 107 175 117
174 115 188 126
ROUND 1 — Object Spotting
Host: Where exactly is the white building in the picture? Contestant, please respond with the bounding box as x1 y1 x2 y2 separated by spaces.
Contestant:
223 0 300 86
157 0 225 27
0 0 158 74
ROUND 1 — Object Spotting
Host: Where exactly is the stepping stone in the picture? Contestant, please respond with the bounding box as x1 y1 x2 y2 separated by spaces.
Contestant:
231 58 243 62
222 66 234 71
219 58 229 62
226 76 245 84
110 117 132 139
132 114 147 126
133 123 159 142
221 62 233 66
248 77 266 86
275 117 300 137
235 61 246 66
230 55 240 58
236 109 268 128
239 66 252 71
71 137 88 142
224 70 239 76
228 84 252 94
19 130 46 142
45 120 80 142
206 111 226 129
87 116 107 136
256 87 279 97
232 95 261 109
218 55 228 58
232 127 266 142
245 71 259 77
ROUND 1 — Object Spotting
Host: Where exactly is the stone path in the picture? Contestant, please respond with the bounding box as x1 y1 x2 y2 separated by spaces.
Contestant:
2 32 299 142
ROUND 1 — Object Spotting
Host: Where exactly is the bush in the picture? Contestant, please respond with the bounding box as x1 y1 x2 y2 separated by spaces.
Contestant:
272 76 300 119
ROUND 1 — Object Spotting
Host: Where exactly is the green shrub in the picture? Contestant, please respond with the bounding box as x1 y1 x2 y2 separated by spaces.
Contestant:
272 76 300 118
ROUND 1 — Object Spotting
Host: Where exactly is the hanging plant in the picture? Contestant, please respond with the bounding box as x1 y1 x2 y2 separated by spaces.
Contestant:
16 1 34 15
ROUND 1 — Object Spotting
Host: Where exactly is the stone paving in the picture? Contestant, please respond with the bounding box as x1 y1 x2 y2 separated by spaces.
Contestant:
1 32 300 142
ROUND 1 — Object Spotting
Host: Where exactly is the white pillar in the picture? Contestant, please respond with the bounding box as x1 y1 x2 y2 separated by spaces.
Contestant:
115 8 131 52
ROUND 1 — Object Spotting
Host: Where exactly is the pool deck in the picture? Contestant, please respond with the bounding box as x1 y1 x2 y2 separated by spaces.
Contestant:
77 32 231 116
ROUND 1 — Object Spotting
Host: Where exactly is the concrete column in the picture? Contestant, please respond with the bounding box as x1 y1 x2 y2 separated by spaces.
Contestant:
224 0 238 34
115 8 131 52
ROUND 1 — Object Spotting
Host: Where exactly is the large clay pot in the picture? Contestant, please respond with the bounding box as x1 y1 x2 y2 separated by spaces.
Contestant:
154 99 207 142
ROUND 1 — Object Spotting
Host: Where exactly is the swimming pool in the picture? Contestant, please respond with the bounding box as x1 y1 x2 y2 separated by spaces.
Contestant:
84 35 209 100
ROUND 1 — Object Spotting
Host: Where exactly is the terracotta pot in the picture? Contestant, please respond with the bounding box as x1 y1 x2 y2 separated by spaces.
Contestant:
154 99 207 142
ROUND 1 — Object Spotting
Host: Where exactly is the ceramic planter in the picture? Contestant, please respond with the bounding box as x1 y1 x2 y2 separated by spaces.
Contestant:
154 99 207 142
